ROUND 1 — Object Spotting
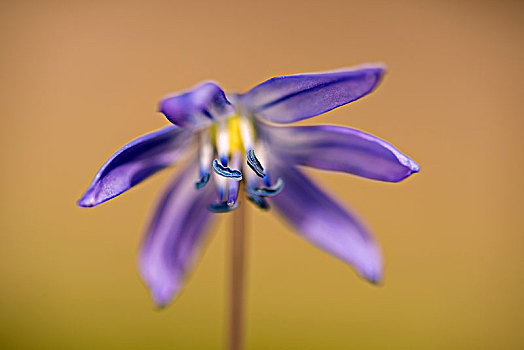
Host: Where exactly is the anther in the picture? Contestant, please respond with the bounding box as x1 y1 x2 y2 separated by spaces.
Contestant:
253 178 284 197
212 159 242 180
195 172 210 189
246 149 265 178
208 201 239 213
246 193 269 210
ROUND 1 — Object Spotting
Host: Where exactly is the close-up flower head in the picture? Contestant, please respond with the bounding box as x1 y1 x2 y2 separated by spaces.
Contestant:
2 1 522 349
78 64 419 307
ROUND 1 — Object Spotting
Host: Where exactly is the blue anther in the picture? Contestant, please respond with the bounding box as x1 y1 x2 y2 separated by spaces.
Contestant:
212 159 242 180
208 201 239 213
246 193 270 210
253 178 284 197
246 149 265 178
195 172 210 189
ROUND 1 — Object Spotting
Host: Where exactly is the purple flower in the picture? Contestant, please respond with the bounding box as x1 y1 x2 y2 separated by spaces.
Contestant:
78 64 419 307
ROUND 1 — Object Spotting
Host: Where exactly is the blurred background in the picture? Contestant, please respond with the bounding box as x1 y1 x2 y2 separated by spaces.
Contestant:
1 0 523 349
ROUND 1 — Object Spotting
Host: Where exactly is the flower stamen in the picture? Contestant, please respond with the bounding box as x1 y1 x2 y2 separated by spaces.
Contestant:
227 152 242 206
239 114 255 151
246 149 265 178
216 120 230 166
214 171 227 202
196 129 213 189
246 193 269 210
212 159 242 180
208 201 239 213
253 178 284 197
195 172 210 189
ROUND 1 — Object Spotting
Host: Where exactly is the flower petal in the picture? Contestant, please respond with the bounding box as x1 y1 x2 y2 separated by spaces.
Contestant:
139 161 216 307
77 126 191 207
270 164 383 283
260 123 419 182
240 64 385 123
159 81 235 129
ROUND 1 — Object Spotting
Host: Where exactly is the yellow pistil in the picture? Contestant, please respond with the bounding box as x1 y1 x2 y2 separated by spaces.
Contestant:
227 115 244 153
210 115 257 159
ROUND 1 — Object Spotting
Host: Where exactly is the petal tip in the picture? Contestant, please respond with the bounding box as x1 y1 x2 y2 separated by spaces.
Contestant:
344 62 387 80
363 268 383 285
371 62 387 74
359 257 384 285
402 155 420 173
393 157 420 182
140 268 180 309
368 276 383 286
153 303 168 310
76 189 114 208
150 288 178 309
411 161 421 173
406 161 421 178
77 193 96 208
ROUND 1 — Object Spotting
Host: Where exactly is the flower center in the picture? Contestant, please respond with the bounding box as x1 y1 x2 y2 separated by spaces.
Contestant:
226 115 244 154
196 114 283 212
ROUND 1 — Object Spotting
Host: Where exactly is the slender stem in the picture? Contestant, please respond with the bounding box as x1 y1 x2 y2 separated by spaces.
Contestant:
228 197 247 350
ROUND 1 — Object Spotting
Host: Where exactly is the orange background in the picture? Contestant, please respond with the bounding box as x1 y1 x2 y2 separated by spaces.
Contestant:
1 0 523 349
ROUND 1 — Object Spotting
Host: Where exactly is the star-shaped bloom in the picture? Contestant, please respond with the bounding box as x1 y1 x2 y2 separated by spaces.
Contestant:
78 64 419 307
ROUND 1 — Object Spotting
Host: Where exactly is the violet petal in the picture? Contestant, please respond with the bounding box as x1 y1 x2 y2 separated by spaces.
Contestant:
240 64 385 123
159 81 235 129
139 161 216 307
270 163 383 283
260 123 419 182
78 126 191 208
